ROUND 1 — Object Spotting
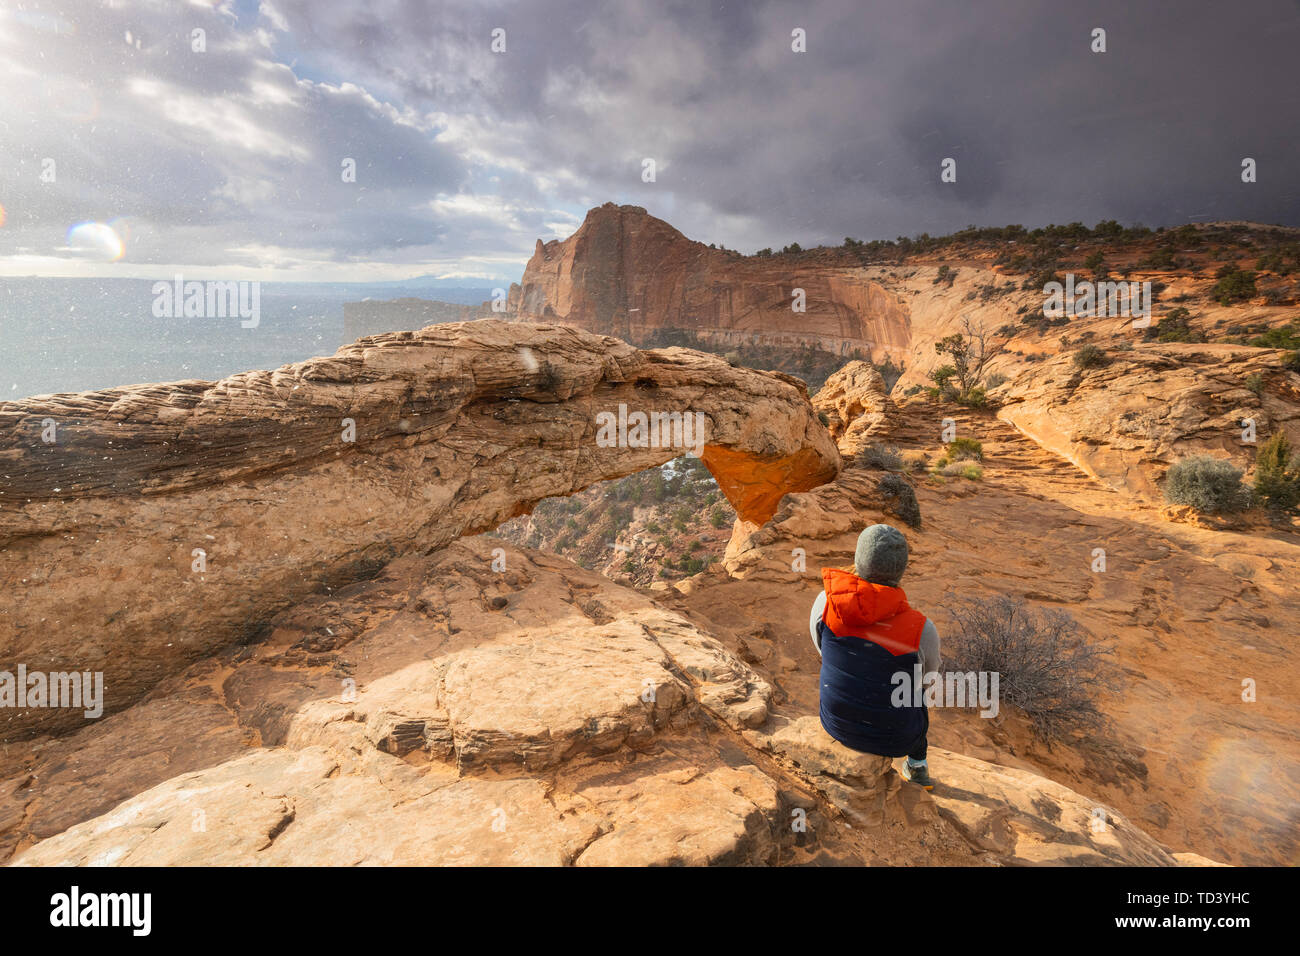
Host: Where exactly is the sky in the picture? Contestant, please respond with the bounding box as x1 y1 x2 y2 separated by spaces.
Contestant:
1 0 1298 282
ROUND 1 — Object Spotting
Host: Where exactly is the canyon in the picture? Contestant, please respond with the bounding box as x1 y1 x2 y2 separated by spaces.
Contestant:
3 207 1298 867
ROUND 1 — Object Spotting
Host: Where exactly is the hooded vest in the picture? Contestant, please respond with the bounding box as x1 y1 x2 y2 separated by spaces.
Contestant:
817 568 929 757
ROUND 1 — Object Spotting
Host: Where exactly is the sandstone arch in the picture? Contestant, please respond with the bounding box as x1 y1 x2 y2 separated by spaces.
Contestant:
0 320 838 737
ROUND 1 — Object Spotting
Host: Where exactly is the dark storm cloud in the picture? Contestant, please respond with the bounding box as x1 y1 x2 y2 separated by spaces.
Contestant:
266 0 1300 249
2 0 1297 276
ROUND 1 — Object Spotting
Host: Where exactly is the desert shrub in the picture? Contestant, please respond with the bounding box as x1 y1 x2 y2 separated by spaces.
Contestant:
1072 344 1107 369
957 385 988 408
1149 306 1205 343
1023 268 1061 290
940 462 983 480
876 472 921 529
1283 351 1300 373
1163 456 1250 513
817 410 831 426
1142 247 1178 270
1212 268 1258 305
1252 433 1300 512
1084 251 1105 271
902 451 930 474
857 443 905 471
1249 320 1300 350
947 437 984 461
984 372 1009 390
943 595 1117 744
1244 372 1264 395
709 508 729 528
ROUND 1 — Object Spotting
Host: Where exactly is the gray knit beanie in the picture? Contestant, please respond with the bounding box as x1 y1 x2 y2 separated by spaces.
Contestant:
853 524 909 587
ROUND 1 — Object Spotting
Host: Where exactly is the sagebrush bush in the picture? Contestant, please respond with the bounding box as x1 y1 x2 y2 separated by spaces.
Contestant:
947 437 983 461
1163 456 1250 513
876 473 921 529
857 443 904 472
1072 344 1107 369
943 595 1117 744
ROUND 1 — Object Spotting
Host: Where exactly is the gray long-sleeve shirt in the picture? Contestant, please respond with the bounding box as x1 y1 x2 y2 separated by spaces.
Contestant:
809 590 941 678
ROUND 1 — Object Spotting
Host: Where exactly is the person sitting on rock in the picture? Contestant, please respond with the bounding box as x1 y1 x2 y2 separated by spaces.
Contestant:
808 523 941 790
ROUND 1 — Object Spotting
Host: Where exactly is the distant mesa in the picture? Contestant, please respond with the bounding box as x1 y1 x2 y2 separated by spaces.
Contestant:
342 203 910 360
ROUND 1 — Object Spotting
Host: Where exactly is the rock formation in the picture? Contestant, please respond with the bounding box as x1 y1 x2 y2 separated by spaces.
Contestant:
0 320 838 738
811 360 900 457
508 203 912 361
9 219 1297 867
6 538 1198 867
670 364 1296 865
997 343 1300 500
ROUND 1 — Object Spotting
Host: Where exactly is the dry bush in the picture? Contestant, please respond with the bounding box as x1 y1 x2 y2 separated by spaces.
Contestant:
942 595 1118 745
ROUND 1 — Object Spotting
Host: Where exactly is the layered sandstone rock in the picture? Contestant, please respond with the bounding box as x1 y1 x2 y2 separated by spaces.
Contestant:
509 203 913 361
997 343 1300 500
811 360 900 457
7 538 1194 867
684 401 1298 865
0 320 838 738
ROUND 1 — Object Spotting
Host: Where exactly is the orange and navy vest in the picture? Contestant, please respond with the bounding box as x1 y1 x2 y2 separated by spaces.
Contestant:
817 567 929 757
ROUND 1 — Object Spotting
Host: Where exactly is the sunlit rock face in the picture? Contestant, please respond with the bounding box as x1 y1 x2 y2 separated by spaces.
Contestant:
0 319 838 738
6 539 1197 868
508 203 913 362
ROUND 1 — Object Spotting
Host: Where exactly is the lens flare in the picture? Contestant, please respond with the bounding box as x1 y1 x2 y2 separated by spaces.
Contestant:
0 204 6 228
66 221 125 261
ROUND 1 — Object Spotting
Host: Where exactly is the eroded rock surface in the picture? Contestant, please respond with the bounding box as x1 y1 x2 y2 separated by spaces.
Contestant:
0 320 837 737
8 539 1191 867
811 360 899 457
997 343 1300 500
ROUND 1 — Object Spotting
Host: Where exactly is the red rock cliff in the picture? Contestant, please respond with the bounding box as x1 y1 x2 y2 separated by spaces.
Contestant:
511 203 912 361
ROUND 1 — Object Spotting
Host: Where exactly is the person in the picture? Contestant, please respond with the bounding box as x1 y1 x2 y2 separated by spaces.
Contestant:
809 523 941 789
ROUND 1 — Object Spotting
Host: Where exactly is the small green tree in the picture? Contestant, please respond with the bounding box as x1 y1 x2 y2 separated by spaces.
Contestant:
934 315 1010 402
927 364 959 401
1253 433 1300 512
